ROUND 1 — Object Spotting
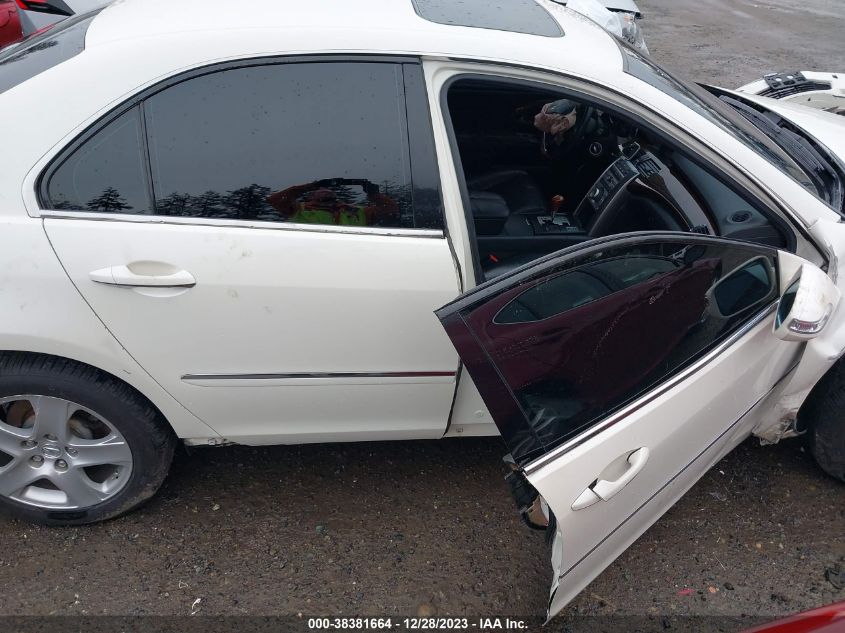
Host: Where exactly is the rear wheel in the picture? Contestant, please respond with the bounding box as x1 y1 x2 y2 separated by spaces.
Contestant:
799 359 845 483
0 354 176 525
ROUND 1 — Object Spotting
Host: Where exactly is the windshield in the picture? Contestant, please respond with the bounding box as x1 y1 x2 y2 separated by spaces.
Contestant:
0 10 101 95
617 42 821 200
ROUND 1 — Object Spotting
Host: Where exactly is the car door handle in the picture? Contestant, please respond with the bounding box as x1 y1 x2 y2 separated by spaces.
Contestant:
89 265 196 288
571 447 650 511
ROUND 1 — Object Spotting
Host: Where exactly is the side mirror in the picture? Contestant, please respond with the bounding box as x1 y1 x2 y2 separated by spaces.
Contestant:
708 256 777 319
774 262 841 342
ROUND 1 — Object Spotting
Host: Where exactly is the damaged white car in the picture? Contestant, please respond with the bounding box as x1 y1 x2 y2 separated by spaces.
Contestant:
739 71 845 117
555 0 647 52
1 0 845 621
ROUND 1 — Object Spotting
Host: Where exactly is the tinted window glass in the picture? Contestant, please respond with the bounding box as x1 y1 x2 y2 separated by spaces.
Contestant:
495 255 678 324
713 257 772 317
0 11 99 95
495 271 610 324
142 62 420 229
411 0 563 37
438 238 779 463
402 64 445 230
46 106 152 213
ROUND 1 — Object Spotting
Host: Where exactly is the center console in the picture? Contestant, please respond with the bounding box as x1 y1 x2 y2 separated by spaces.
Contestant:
525 146 648 237
527 213 583 235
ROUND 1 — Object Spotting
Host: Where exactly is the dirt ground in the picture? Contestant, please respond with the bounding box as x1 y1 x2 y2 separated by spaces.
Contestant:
1 1 845 630
639 0 845 86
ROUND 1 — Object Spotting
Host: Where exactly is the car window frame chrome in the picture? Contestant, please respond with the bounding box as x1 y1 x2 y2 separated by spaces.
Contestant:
37 208 446 238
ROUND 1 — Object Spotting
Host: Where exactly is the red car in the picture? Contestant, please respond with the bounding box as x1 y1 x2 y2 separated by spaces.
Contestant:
0 0 22 48
0 0 80 50
744 602 845 633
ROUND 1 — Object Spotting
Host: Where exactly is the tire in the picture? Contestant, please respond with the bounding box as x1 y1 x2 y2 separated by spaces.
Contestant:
0 353 177 525
798 358 845 483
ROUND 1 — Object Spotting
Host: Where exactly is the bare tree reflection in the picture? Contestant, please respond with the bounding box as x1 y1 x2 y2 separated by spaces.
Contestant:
64 181 441 230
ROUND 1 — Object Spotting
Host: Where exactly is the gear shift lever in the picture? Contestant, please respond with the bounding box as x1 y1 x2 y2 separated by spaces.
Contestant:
551 195 564 223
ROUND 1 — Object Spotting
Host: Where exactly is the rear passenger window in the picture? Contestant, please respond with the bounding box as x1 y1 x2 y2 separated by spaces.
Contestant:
46 106 152 213
44 61 443 230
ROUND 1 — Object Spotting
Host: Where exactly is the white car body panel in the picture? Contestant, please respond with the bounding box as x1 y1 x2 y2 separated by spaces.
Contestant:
2 0 845 619
0 216 218 440
441 371 498 437
45 219 461 443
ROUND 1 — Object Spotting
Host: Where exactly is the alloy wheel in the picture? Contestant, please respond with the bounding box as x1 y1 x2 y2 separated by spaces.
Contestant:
0 395 133 509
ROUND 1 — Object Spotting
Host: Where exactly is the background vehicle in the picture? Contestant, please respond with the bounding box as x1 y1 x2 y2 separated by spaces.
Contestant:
15 0 108 36
0 0 110 48
558 0 640 12
0 0 22 48
743 601 845 633
1 0 844 621
554 0 646 51
739 71 845 117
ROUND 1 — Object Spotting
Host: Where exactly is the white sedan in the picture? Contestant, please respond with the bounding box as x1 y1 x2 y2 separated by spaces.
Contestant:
1 0 844 620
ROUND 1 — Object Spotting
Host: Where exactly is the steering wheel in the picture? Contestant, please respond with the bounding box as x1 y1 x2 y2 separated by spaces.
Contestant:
542 105 595 158
586 175 692 238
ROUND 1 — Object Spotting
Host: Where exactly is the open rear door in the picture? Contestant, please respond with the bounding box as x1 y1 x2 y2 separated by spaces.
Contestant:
436 233 808 619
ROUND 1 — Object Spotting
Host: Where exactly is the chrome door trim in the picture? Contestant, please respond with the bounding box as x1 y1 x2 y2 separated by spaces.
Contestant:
41 211 445 239
181 371 458 381
524 302 779 476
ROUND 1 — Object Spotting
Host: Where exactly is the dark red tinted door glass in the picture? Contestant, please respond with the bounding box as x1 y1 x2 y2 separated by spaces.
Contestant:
436 235 779 464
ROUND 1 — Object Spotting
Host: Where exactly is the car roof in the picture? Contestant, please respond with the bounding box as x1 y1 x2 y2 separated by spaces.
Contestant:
84 0 623 74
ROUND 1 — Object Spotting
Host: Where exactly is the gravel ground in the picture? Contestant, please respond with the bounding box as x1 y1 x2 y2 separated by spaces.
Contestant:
1 1 844 629
639 0 845 86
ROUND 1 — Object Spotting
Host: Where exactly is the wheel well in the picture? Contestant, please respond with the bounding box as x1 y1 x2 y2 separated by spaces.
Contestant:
796 355 845 434
0 350 177 439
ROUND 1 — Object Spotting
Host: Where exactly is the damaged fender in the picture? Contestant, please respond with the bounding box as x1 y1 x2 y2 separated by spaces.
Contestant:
753 219 845 443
